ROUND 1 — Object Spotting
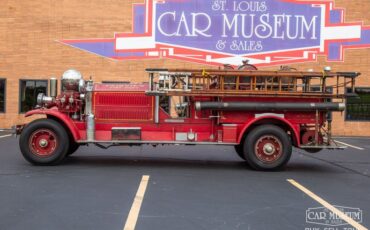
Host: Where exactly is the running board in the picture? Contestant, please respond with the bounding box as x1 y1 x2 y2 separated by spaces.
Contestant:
77 140 237 145
299 144 347 150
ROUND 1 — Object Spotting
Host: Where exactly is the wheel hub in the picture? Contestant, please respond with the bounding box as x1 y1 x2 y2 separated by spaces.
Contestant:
39 139 48 148
255 135 283 163
263 143 275 155
28 129 57 157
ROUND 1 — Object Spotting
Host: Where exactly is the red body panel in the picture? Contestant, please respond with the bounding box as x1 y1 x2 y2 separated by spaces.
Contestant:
236 115 300 145
25 108 81 140
25 83 325 147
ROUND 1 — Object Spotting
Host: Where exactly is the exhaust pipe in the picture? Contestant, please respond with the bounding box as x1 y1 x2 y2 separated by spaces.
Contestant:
50 78 58 98
85 80 95 142
195 102 345 112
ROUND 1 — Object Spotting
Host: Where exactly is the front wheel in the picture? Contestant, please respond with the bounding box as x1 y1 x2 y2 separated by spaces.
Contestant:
19 119 70 165
243 125 292 171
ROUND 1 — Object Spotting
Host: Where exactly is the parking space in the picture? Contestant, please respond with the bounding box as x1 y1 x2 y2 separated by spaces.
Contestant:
335 137 370 150
0 130 12 139
0 135 369 230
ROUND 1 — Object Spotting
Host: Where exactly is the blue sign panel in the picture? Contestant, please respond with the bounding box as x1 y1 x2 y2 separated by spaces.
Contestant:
61 0 370 67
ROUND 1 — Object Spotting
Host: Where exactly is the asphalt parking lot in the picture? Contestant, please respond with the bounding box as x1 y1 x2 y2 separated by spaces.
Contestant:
0 132 369 230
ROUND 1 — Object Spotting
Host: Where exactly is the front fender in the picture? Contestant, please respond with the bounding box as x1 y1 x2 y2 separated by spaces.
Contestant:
25 108 81 141
237 115 300 146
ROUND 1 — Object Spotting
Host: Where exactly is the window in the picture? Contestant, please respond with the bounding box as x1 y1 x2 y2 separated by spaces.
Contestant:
19 80 48 113
346 88 370 121
160 96 189 118
0 79 5 113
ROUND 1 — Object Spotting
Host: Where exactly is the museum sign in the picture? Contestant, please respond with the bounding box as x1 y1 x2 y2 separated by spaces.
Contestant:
61 0 370 67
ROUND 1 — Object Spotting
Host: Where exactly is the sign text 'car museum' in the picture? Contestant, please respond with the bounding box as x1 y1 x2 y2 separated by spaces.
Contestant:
61 0 370 67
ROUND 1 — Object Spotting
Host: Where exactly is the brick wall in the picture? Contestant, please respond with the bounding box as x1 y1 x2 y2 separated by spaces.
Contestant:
0 0 369 136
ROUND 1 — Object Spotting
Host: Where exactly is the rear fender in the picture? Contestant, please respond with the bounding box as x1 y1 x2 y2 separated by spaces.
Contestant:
237 115 300 146
25 109 81 141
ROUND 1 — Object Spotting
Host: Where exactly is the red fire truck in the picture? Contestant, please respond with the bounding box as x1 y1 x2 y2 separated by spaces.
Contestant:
14 65 360 170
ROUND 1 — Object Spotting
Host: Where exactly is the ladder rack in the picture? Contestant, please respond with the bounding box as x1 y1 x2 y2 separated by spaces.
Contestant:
146 68 360 99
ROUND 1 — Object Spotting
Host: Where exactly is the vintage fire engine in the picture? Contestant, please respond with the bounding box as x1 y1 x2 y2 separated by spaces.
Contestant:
14 64 360 170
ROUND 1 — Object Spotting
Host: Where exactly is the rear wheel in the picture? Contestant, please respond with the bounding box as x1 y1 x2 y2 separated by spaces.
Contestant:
19 119 70 165
243 125 292 171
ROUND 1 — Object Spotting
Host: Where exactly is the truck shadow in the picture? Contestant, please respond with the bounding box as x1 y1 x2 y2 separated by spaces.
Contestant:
64 155 248 170
63 155 342 173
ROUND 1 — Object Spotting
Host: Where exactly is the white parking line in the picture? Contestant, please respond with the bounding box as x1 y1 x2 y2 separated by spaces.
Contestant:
123 175 150 230
288 179 367 230
335 136 370 140
0 134 12 139
334 140 365 150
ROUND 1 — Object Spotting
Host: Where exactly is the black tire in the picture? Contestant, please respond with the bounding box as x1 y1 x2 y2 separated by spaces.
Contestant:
19 119 70 165
234 144 246 160
243 125 292 171
300 130 323 153
67 141 80 156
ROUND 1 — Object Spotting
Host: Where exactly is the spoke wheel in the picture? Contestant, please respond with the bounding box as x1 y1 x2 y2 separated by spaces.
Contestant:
29 129 58 157
254 135 283 164
20 119 70 165
244 125 292 171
